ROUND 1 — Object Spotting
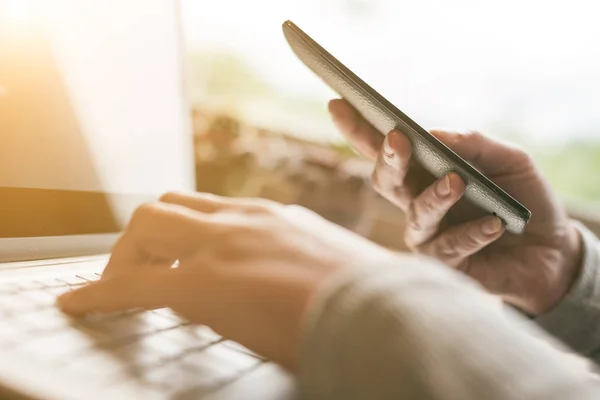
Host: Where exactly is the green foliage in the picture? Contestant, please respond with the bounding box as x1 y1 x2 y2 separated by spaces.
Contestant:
185 50 271 107
533 141 600 204
185 49 600 206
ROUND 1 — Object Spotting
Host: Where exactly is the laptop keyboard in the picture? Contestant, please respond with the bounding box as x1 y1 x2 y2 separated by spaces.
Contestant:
0 270 265 398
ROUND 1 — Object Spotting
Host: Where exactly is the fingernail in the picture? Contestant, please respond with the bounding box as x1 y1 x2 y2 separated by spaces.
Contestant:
436 175 451 197
482 217 503 235
382 134 396 165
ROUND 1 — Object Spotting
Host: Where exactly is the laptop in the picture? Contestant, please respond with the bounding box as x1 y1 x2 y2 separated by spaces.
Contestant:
0 1 295 398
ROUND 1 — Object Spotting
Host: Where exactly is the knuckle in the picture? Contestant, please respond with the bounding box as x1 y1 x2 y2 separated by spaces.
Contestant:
436 235 461 259
210 223 233 244
127 202 167 238
211 222 261 260
131 202 161 224
248 198 280 214
371 169 407 204
159 191 184 203
221 222 250 242
285 204 306 212
461 232 483 251
203 223 235 253
412 244 427 256
284 204 311 216
370 171 384 194
464 130 484 142
421 195 435 213
284 204 324 225
407 202 422 231
391 187 411 211
247 203 270 214
512 144 534 165
403 229 416 250
408 217 422 233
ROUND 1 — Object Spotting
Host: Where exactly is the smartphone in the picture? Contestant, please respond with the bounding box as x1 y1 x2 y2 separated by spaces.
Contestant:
282 20 531 234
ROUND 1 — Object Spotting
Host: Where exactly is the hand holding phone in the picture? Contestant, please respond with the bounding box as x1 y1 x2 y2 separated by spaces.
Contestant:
282 20 531 234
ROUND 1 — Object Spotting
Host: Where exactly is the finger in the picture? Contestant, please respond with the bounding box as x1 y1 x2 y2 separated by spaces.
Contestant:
57 269 180 316
418 216 504 268
103 202 208 278
371 131 415 210
405 173 465 248
429 129 532 176
159 191 276 214
329 99 383 160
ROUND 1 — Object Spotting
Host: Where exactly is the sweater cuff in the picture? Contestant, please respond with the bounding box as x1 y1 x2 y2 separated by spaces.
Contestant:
297 261 395 399
535 221 600 355
297 254 487 399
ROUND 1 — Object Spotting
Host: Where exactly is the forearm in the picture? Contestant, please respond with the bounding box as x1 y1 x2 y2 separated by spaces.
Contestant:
300 256 600 400
536 222 600 363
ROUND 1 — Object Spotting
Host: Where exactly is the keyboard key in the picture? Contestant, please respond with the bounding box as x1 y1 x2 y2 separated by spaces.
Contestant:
93 380 160 400
77 312 182 342
0 331 28 349
0 294 38 313
108 326 218 370
62 348 131 378
84 329 187 372
21 329 96 358
159 326 221 349
0 272 262 398
0 285 17 295
0 307 11 320
0 317 32 339
151 308 182 321
19 289 59 307
141 362 199 390
43 286 72 297
61 329 222 390
110 340 174 367
75 273 102 282
135 331 189 360
55 275 90 286
35 278 70 288
184 343 261 374
141 343 262 396
221 340 265 360
10 280 46 292
141 311 184 331
16 307 74 332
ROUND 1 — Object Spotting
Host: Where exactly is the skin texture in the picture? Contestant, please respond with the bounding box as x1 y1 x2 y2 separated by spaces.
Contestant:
57 193 396 371
57 100 585 373
328 98 583 315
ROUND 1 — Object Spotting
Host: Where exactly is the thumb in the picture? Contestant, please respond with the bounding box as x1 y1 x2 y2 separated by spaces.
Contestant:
57 269 180 316
430 130 532 176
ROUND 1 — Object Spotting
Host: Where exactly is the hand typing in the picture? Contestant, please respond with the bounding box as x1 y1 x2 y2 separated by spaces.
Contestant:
58 193 395 370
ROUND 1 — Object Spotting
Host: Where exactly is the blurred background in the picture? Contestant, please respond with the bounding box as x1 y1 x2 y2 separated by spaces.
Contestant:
183 0 600 249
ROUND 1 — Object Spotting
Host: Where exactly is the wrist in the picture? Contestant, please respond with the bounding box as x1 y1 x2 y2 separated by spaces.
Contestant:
542 222 584 314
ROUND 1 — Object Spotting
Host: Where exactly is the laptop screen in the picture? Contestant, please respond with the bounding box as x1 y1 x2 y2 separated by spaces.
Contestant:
0 1 194 241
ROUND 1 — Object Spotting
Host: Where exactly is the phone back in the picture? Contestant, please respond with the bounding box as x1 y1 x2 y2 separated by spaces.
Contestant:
282 20 531 234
